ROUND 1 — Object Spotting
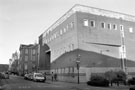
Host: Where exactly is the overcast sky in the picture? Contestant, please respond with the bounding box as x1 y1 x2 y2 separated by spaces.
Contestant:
0 0 135 64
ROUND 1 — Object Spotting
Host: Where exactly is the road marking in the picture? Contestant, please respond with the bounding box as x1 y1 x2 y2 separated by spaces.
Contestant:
18 86 31 89
36 85 63 88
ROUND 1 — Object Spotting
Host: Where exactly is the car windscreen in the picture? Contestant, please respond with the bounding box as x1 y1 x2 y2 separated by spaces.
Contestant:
35 74 43 77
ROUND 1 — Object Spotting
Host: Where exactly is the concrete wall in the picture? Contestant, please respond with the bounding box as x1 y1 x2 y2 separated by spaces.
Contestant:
76 12 135 61
42 13 78 63
40 9 135 82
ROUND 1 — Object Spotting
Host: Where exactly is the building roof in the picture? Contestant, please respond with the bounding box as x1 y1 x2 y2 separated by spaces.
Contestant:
42 4 135 38
19 44 34 50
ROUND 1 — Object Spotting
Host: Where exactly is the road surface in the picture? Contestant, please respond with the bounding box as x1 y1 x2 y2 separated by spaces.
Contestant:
2 75 74 90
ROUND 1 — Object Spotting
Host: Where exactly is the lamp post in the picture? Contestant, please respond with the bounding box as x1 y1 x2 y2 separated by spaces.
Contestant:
76 54 80 84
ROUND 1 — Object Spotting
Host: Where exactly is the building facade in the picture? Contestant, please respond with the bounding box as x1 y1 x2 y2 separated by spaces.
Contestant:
9 51 19 74
38 34 50 73
39 4 135 82
0 64 9 72
18 44 39 75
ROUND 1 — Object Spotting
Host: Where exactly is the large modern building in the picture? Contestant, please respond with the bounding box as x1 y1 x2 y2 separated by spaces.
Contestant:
18 44 39 75
39 4 135 82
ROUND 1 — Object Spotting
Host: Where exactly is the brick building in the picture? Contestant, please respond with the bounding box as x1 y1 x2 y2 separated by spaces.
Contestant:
39 4 135 82
18 44 39 75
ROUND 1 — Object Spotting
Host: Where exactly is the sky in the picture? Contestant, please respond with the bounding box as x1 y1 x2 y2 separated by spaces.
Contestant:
0 0 135 64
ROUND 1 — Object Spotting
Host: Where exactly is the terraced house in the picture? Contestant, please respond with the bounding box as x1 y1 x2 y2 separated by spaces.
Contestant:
38 4 135 82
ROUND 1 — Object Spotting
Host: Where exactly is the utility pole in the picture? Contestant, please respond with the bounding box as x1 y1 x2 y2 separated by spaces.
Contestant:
76 54 80 84
120 22 127 74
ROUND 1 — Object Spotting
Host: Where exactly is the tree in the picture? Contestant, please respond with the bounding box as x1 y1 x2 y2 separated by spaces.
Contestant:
105 70 127 86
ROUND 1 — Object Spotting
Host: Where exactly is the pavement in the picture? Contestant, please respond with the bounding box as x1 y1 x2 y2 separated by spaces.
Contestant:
44 79 130 90
0 79 4 90
0 75 130 90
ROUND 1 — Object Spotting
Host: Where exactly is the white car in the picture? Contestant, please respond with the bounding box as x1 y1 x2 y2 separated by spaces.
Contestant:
33 73 45 82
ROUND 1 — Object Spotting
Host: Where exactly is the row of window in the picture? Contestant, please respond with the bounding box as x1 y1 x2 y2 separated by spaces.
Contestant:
23 49 36 55
54 67 75 74
43 19 134 44
44 22 74 44
83 19 134 33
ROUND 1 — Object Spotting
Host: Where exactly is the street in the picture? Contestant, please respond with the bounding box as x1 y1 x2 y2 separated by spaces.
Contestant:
2 75 72 90
1 75 129 90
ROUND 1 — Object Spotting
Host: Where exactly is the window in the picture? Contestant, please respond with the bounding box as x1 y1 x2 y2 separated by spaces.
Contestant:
70 22 74 28
70 44 74 51
129 27 133 33
63 28 66 33
54 33 57 38
33 49 35 54
120 25 124 31
107 24 111 30
24 64 27 70
60 29 63 35
120 25 124 37
101 22 105 28
83 19 88 26
32 56 35 61
25 49 28 54
25 56 28 61
90 20 95 27
113 24 117 30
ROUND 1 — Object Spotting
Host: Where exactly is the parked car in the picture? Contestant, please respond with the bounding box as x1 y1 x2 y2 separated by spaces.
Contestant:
33 73 45 82
128 77 135 85
24 74 29 80
28 73 33 80
24 73 33 80
2 72 9 79
129 86 135 90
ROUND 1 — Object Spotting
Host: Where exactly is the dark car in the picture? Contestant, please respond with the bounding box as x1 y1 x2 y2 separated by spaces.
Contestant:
24 73 33 80
1 72 9 79
128 77 135 85
24 74 29 80
129 86 135 90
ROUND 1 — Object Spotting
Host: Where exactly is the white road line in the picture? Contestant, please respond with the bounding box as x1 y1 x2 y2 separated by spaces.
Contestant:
18 86 31 89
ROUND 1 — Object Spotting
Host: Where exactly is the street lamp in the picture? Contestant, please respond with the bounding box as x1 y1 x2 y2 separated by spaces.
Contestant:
76 54 80 84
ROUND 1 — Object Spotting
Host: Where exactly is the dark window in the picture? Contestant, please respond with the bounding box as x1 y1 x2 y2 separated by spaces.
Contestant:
90 20 95 27
120 25 124 31
107 24 111 29
101 22 105 28
113 24 117 30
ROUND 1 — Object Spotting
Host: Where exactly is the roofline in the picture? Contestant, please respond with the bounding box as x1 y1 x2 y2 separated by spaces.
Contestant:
41 4 135 38
76 4 135 17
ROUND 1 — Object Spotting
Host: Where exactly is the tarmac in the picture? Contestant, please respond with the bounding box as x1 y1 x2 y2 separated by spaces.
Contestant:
45 79 130 90
0 76 131 90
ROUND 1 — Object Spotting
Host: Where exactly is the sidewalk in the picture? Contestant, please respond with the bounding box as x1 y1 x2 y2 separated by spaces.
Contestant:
0 79 5 90
45 79 129 90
